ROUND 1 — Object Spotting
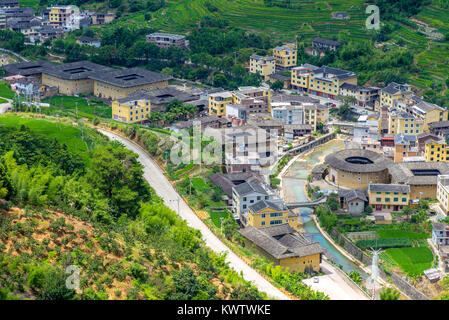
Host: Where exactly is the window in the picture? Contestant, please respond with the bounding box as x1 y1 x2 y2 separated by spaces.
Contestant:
385 198 390 202
261 214 265 218
376 198 381 202
270 220 283 226
261 221 265 226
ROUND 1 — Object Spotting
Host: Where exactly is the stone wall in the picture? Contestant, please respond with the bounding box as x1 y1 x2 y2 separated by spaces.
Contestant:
331 228 430 300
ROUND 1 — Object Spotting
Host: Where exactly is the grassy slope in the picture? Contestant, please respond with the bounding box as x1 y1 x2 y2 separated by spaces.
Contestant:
0 114 106 165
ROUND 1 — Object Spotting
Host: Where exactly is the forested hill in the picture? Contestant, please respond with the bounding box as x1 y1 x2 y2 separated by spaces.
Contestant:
0 115 264 300
18 0 449 106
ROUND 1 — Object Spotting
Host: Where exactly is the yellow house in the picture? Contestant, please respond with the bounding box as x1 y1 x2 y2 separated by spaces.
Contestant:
388 110 423 135
292 65 358 99
379 82 413 108
425 140 449 163
208 91 234 116
303 103 329 129
273 45 297 68
246 200 298 231
368 183 410 212
291 64 317 92
249 55 276 79
239 224 324 273
437 175 449 214
112 95 151 123
408 100 448 133
49 7 62 24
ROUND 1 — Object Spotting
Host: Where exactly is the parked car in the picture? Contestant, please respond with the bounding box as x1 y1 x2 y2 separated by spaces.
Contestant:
313 276 319 283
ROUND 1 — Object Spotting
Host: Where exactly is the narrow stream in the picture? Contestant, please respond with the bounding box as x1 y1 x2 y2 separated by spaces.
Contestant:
283 140 369 278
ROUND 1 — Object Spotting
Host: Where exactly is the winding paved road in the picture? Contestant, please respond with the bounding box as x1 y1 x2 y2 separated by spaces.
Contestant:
99 129 290 300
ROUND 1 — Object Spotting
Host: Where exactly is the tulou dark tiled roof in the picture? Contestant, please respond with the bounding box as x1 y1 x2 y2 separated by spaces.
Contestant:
3 60 54 76
239 225 325 259
325 149 393 173
368 183 410 194
89 67 172 87
43 60 114 80
389 162 449 186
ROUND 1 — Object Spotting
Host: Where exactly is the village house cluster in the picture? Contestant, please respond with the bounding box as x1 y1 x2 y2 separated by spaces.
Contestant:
0 2 113 44
5 33 449 277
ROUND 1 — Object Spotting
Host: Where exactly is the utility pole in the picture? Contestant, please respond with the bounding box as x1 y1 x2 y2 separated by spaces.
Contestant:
189 177 192 196
220 216 224 236
75 101 78 118
81 118 84 140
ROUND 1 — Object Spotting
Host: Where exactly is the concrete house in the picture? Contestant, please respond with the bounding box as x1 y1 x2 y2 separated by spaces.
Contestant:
338 189 367 216
232 181 276 221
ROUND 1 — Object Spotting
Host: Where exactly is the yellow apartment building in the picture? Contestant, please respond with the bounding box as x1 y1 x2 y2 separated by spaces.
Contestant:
437 175 449 214
292 65 357 99
112 95 151 123
291 64 316 92
303 104 329 129
388 110 423 135
249 55 276 79
379 82 413 109
246 200 298 231
368 183 410 212
425 140 449 163
208 91 234 116
273 45 297 68
408 100 449 133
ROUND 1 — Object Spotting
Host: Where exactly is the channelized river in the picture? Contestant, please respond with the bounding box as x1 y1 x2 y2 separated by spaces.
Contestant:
283 139 368 277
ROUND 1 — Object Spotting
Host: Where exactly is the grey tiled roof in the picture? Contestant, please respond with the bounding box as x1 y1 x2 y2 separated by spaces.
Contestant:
148 32 185 40
429 121 449 129
272 94 319 104
233 181 272 197
368 184 410 193
325 149 393 173
43 60 114 80
239 225 325 259
312 37 340 47
249 200 286 213
89 67 172 87
3 60 54 76
117 87 197 105
389 162 449 185
394 133 417 145
209 173 264 197
312 65 357 80
338 189 367 202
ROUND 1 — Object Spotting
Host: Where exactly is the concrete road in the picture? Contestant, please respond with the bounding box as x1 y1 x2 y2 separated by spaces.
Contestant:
99 129 290 300
302 261 369 300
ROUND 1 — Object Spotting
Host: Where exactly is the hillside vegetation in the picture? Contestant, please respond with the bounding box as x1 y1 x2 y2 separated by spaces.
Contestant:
0 114 265 300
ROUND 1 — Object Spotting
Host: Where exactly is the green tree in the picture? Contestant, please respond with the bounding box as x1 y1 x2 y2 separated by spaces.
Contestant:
269 80 284 92
379 287 400 300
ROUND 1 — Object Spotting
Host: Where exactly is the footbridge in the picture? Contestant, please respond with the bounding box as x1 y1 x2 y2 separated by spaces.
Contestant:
285 197 327 209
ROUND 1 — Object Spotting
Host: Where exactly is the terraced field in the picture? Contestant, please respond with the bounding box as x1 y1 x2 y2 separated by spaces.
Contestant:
148 0 370 40
389 1 449 91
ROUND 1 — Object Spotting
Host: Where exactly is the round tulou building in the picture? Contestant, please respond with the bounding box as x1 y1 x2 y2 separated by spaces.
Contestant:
325 149 393 189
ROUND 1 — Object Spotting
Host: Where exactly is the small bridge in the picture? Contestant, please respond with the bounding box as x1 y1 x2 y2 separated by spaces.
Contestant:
285 197 327 209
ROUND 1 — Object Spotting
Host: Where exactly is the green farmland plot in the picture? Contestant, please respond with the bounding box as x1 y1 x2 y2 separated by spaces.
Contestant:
385 247 434 276
42 96 111 119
